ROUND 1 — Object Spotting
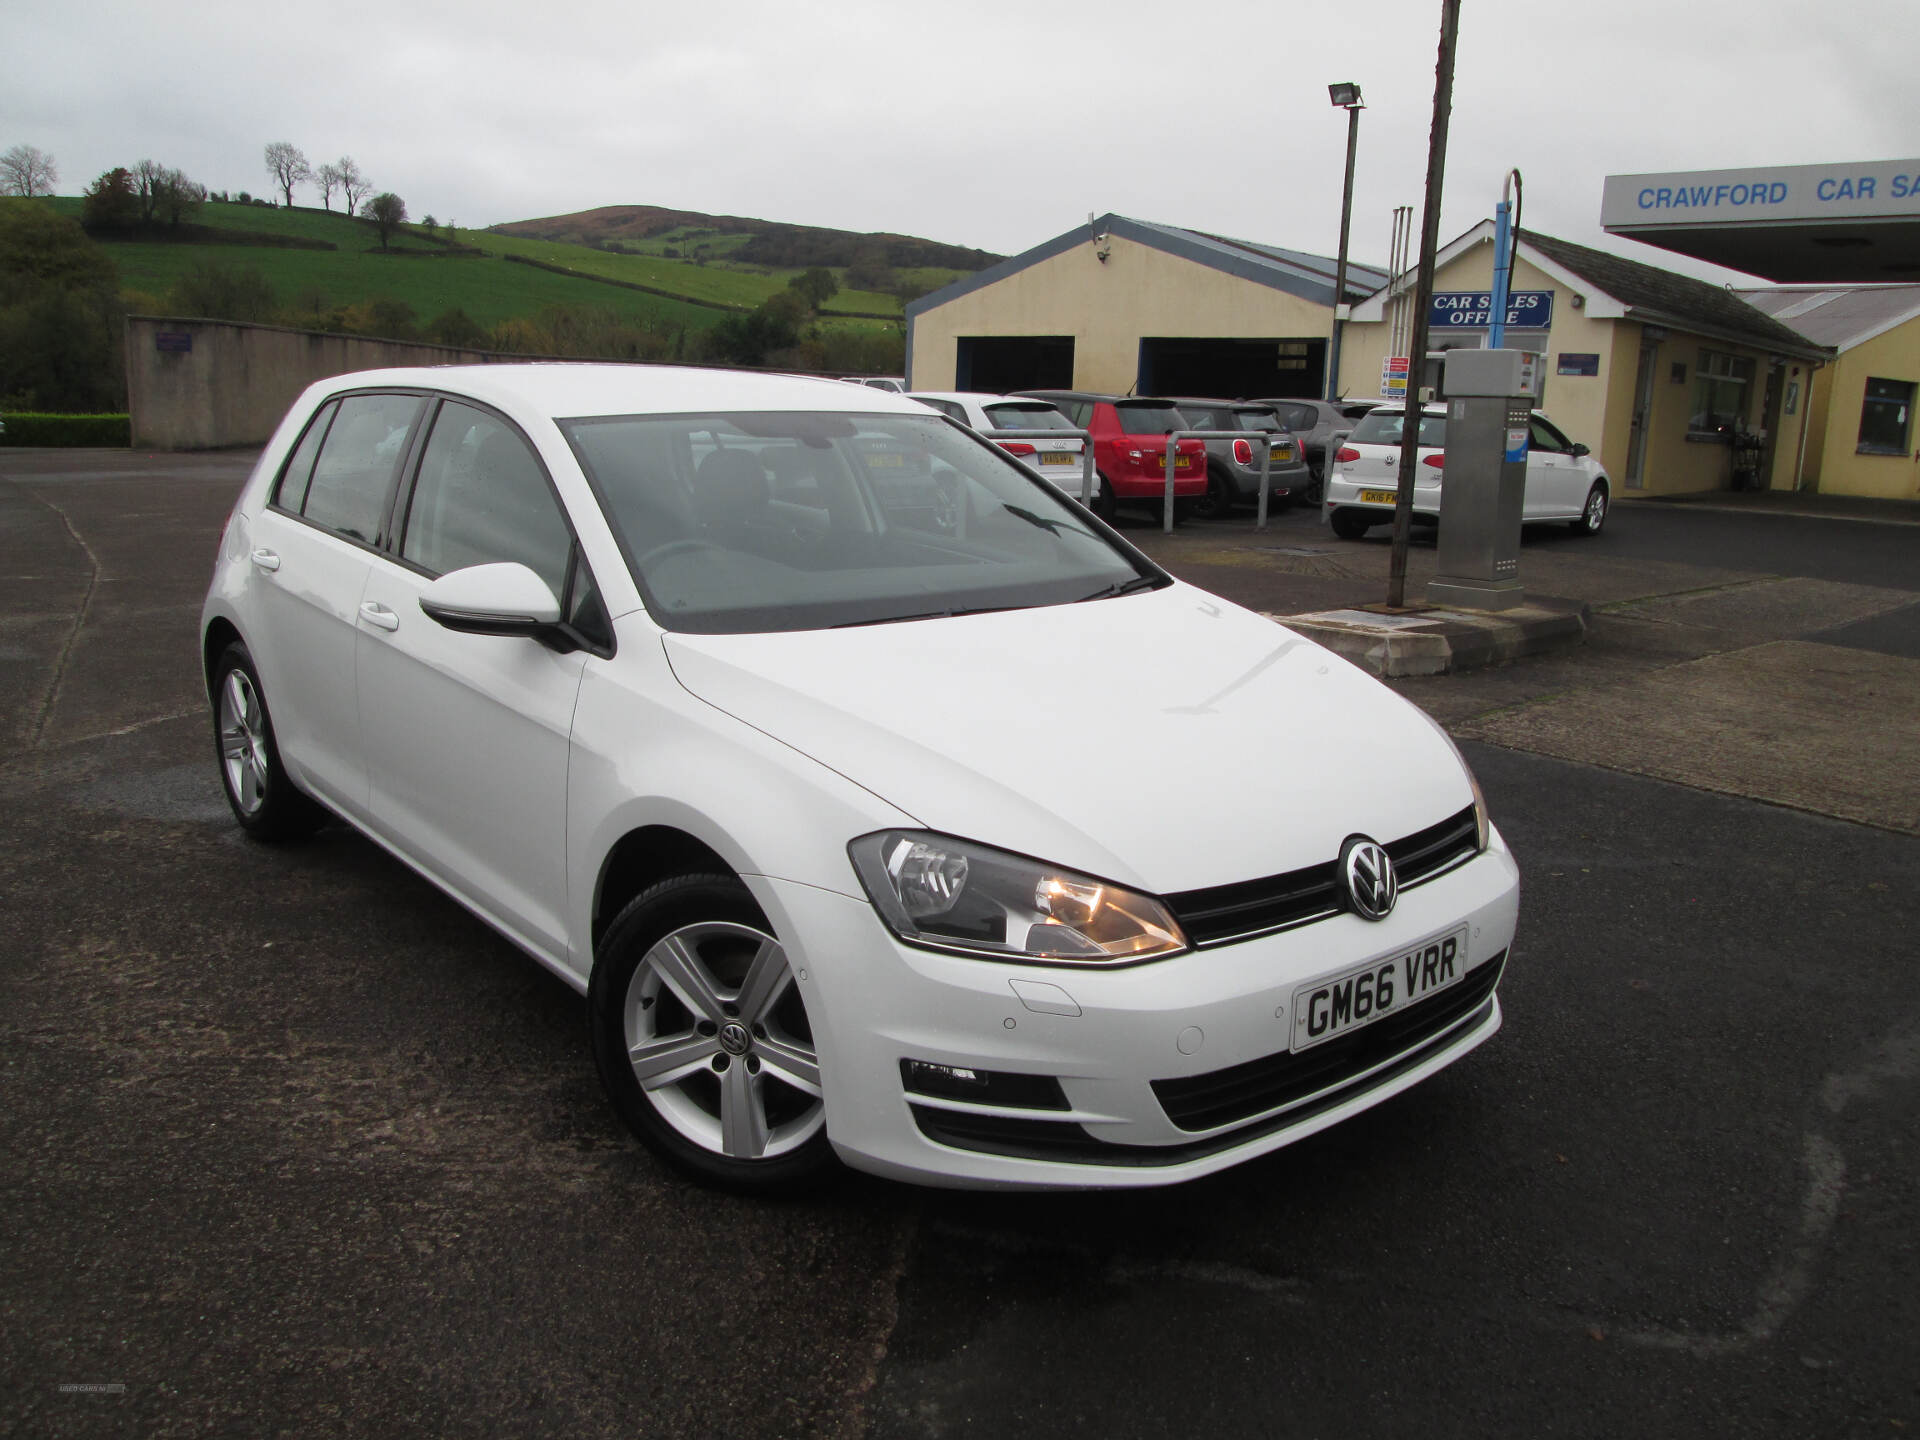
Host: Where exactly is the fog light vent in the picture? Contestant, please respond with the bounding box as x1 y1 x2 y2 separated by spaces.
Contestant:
899 1059 1071 1111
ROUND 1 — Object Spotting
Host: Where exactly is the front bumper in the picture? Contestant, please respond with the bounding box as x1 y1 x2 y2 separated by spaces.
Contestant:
751 830 1520 1189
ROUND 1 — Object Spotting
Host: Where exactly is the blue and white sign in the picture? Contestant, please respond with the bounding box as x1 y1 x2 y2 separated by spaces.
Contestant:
1602 159 1920 228
1429 291 1553 330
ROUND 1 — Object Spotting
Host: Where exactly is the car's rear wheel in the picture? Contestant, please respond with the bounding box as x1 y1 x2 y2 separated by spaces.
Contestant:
1091 473 1118 523
1570 482 1608 536
1189 464 1234 521
1330 508 1376 540
591 874 832 1191
211 641 326 840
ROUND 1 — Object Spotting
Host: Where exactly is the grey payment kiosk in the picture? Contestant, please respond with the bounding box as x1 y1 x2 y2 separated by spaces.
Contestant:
1426 348 1540 612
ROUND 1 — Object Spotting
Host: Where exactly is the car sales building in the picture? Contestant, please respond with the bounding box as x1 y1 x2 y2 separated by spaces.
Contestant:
904 213 1386 404
1337 223 1829 496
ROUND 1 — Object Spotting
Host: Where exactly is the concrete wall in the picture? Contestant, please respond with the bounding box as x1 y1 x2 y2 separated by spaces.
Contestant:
1806 320 1920 499
1335 244 1814 496
907 234 1335 393
125 317 518 450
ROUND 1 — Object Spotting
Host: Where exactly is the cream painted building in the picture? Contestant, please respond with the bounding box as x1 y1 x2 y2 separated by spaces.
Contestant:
906 214 1384 400
1738 286 1920 500
1340 224 1830 496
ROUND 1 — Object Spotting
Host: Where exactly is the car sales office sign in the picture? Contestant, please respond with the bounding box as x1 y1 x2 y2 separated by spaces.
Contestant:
1429 291 1554 330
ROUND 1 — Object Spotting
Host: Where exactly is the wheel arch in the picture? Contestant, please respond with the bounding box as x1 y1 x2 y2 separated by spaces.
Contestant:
202 616 244 701
592 825 739 953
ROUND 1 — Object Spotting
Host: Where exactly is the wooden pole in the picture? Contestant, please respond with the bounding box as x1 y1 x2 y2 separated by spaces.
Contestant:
1387 0 1461 610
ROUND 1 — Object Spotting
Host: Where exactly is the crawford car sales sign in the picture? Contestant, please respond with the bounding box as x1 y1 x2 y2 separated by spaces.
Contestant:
1429 291 1554 330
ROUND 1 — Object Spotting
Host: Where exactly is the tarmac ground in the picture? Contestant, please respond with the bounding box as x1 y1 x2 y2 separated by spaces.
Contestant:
2 449 1915 1439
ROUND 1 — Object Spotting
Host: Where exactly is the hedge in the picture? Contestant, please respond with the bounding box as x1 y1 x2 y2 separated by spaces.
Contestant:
0 413 132 447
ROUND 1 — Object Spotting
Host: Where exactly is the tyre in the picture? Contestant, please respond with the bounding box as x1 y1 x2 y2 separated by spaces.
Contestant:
590 874 832 1191
1189 464 1234 521
1090 474 1118 523
211 641 326 840
1570 482 1608 536
1329 508 1375 541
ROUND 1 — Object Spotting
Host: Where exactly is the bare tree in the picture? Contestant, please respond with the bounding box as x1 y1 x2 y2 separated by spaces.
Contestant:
263 141 310 208
132 159 205 228
362 192 407 249
335 157 370 218
0 144 58 197
315 161 342 212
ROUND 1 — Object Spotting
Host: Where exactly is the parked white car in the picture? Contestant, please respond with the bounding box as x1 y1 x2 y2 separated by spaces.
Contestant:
1323 404 1611 541
906 391 1094 500
202 364 1519 1191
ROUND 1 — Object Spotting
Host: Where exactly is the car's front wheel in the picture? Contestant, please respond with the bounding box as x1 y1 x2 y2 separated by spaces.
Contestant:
1571 482 1608 536
590 874 831 1191
211 640 325 840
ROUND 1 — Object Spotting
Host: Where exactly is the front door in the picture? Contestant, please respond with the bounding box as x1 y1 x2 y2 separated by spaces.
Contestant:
354 399 589 964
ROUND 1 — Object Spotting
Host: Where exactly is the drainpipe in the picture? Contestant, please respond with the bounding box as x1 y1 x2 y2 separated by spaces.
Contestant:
1793 357 1822 491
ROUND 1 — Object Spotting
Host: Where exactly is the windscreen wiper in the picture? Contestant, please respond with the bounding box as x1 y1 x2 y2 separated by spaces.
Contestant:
832 604 1024 628
1074 575 1163 603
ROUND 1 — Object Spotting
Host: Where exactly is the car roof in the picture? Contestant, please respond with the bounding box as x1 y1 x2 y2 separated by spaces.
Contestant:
307 363 930 420
908 391 1059 406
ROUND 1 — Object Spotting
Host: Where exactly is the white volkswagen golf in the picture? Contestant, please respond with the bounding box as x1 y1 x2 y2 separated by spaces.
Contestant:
202 364 1520 1191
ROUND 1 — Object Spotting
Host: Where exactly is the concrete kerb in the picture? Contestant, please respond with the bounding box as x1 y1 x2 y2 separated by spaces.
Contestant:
1272 598 1590 677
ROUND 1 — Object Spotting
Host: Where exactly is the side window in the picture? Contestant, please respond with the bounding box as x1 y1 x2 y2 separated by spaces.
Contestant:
921 399 967 425
400 401 573 599
301 393 422 544
272 401 338 513
1529 417 1570 453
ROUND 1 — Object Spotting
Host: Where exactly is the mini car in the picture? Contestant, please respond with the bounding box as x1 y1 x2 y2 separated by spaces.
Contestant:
1323 404 1611 540
203 364 1520 1191
1165 398 1315 516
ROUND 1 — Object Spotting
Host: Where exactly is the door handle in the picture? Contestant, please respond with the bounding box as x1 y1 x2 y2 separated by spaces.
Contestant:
250 548 281 572
358 601 400 632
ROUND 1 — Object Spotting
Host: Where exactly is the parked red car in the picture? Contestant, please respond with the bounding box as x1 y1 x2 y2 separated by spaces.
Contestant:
1014 391 1207 520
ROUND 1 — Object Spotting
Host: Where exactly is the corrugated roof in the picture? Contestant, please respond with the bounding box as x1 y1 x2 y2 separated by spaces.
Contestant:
1734 285 1920 351
905 213 1385 321
1521 231 1826 358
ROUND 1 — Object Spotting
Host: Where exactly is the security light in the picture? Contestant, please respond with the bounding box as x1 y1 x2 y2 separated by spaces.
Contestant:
1329 82 1363 108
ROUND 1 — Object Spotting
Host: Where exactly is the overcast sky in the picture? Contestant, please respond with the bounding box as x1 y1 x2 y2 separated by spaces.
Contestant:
5 0 1915 284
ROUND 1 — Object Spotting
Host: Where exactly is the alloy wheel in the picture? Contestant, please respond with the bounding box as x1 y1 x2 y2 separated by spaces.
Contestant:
621 920 823 1161
218 668 271 815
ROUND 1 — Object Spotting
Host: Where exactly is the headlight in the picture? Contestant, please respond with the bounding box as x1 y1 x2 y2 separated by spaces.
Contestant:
1421 713 1490 851
848 831 1188 965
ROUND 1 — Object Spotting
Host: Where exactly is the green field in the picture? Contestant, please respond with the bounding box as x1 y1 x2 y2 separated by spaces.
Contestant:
43 198 930 337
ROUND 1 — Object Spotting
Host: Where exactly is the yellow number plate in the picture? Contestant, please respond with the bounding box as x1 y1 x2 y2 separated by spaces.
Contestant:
1040 452 1076 466
1359 488 1399 505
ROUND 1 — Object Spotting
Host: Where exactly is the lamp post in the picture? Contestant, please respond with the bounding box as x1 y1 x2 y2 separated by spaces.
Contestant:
1325 82 1364 403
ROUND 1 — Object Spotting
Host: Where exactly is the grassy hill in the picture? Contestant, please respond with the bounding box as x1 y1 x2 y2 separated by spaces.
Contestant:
53 197 979 345
491 204 1001 273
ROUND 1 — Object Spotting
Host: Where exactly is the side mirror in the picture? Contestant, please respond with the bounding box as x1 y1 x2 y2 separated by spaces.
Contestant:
419 562 563 641
1570 442 1590 458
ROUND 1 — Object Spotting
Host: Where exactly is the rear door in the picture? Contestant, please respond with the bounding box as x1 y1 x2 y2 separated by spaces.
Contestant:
248 391 425 822
354 398 599 963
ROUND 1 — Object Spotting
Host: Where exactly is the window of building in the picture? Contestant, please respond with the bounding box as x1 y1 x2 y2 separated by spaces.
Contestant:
1856 378 1915 456
1689 350 1754 437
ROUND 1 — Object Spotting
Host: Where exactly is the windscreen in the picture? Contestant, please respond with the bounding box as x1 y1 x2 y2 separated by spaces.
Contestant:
981 402 1076 432
561 411 1158 634
1349 410 1448 448
1176 405 1233 430
1233 409 1286 434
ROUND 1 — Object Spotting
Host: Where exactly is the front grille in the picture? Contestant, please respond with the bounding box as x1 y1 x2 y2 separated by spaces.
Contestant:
1164 805 1479 948
1152 949 1507 1132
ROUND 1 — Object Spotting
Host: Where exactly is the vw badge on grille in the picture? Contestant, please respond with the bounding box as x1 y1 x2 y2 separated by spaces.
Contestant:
1341 837 1398 921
